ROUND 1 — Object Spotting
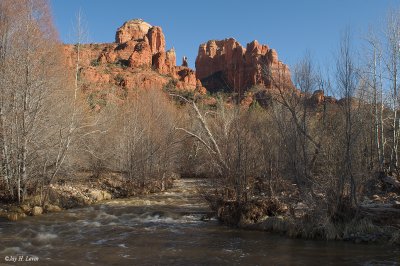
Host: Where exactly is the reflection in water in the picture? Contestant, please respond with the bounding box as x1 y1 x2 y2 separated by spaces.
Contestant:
0 179 399 265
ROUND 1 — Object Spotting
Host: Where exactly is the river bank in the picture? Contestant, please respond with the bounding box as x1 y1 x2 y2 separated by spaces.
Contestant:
0 171 174 221
2 173 399 247
214 199 400 244
205 179 400 245
0 178 398 265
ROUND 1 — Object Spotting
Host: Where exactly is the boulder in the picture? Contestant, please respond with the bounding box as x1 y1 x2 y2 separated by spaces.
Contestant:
4 206 28 220
20 204 31 214
89 190 112 202
32 206 43 216
102 191 112 200
44 204 62 213
89 190 103 201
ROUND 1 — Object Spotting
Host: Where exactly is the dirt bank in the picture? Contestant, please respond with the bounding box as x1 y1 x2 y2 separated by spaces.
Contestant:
0 171 175 221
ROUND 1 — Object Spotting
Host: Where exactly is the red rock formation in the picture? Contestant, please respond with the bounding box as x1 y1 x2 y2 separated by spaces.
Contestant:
62 19 342 111
121 70 170 90
62 19 203 104
80 67 111 84
128 41 152 68
310 90 325 105
309 90 338 106
182 56 188 67
147 26 165 54
115 40 139 61
115 19 152 43
174 66 198 90
195 38 292 93
153 48 176 75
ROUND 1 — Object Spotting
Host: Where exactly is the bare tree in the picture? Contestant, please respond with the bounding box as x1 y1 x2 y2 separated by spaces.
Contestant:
335 30 359 207
384 10 400 171
0 0 84 204
293 54 319 192
172 94 228 174
362 30 386 172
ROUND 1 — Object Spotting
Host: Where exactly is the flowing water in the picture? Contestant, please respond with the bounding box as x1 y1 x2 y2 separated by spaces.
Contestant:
0 179 399 265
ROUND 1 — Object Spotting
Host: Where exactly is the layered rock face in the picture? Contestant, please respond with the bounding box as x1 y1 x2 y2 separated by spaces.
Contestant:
62 19 301 110
195 38 292 93
63 19 205 108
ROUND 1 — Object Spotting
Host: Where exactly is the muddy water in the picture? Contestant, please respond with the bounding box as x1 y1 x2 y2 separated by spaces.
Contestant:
0 179 399 265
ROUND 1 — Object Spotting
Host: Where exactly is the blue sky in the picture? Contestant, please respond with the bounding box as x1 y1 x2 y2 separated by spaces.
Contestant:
51 0 399 69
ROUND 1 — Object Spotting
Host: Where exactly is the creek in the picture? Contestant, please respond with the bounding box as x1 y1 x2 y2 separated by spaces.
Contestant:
0 179 399 265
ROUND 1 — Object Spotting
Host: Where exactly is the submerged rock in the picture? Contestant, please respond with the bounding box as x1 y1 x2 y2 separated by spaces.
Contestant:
44 204 62 213
7 212 27 221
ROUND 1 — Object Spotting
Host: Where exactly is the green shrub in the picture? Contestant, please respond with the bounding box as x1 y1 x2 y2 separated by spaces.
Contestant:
114 74 124 84
90 59 100 67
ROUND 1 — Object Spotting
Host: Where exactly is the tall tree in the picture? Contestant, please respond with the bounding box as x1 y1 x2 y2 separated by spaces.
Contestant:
336 30 358 207
384 10 400 171
0 0 71 203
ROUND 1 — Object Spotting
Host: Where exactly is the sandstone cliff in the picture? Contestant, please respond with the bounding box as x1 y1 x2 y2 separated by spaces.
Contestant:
195 38 293 93
63 19 205 109
63 19 317 110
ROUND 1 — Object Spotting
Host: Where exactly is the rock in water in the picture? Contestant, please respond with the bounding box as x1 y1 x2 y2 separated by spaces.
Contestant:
32 206 43 216
44 204 62 213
